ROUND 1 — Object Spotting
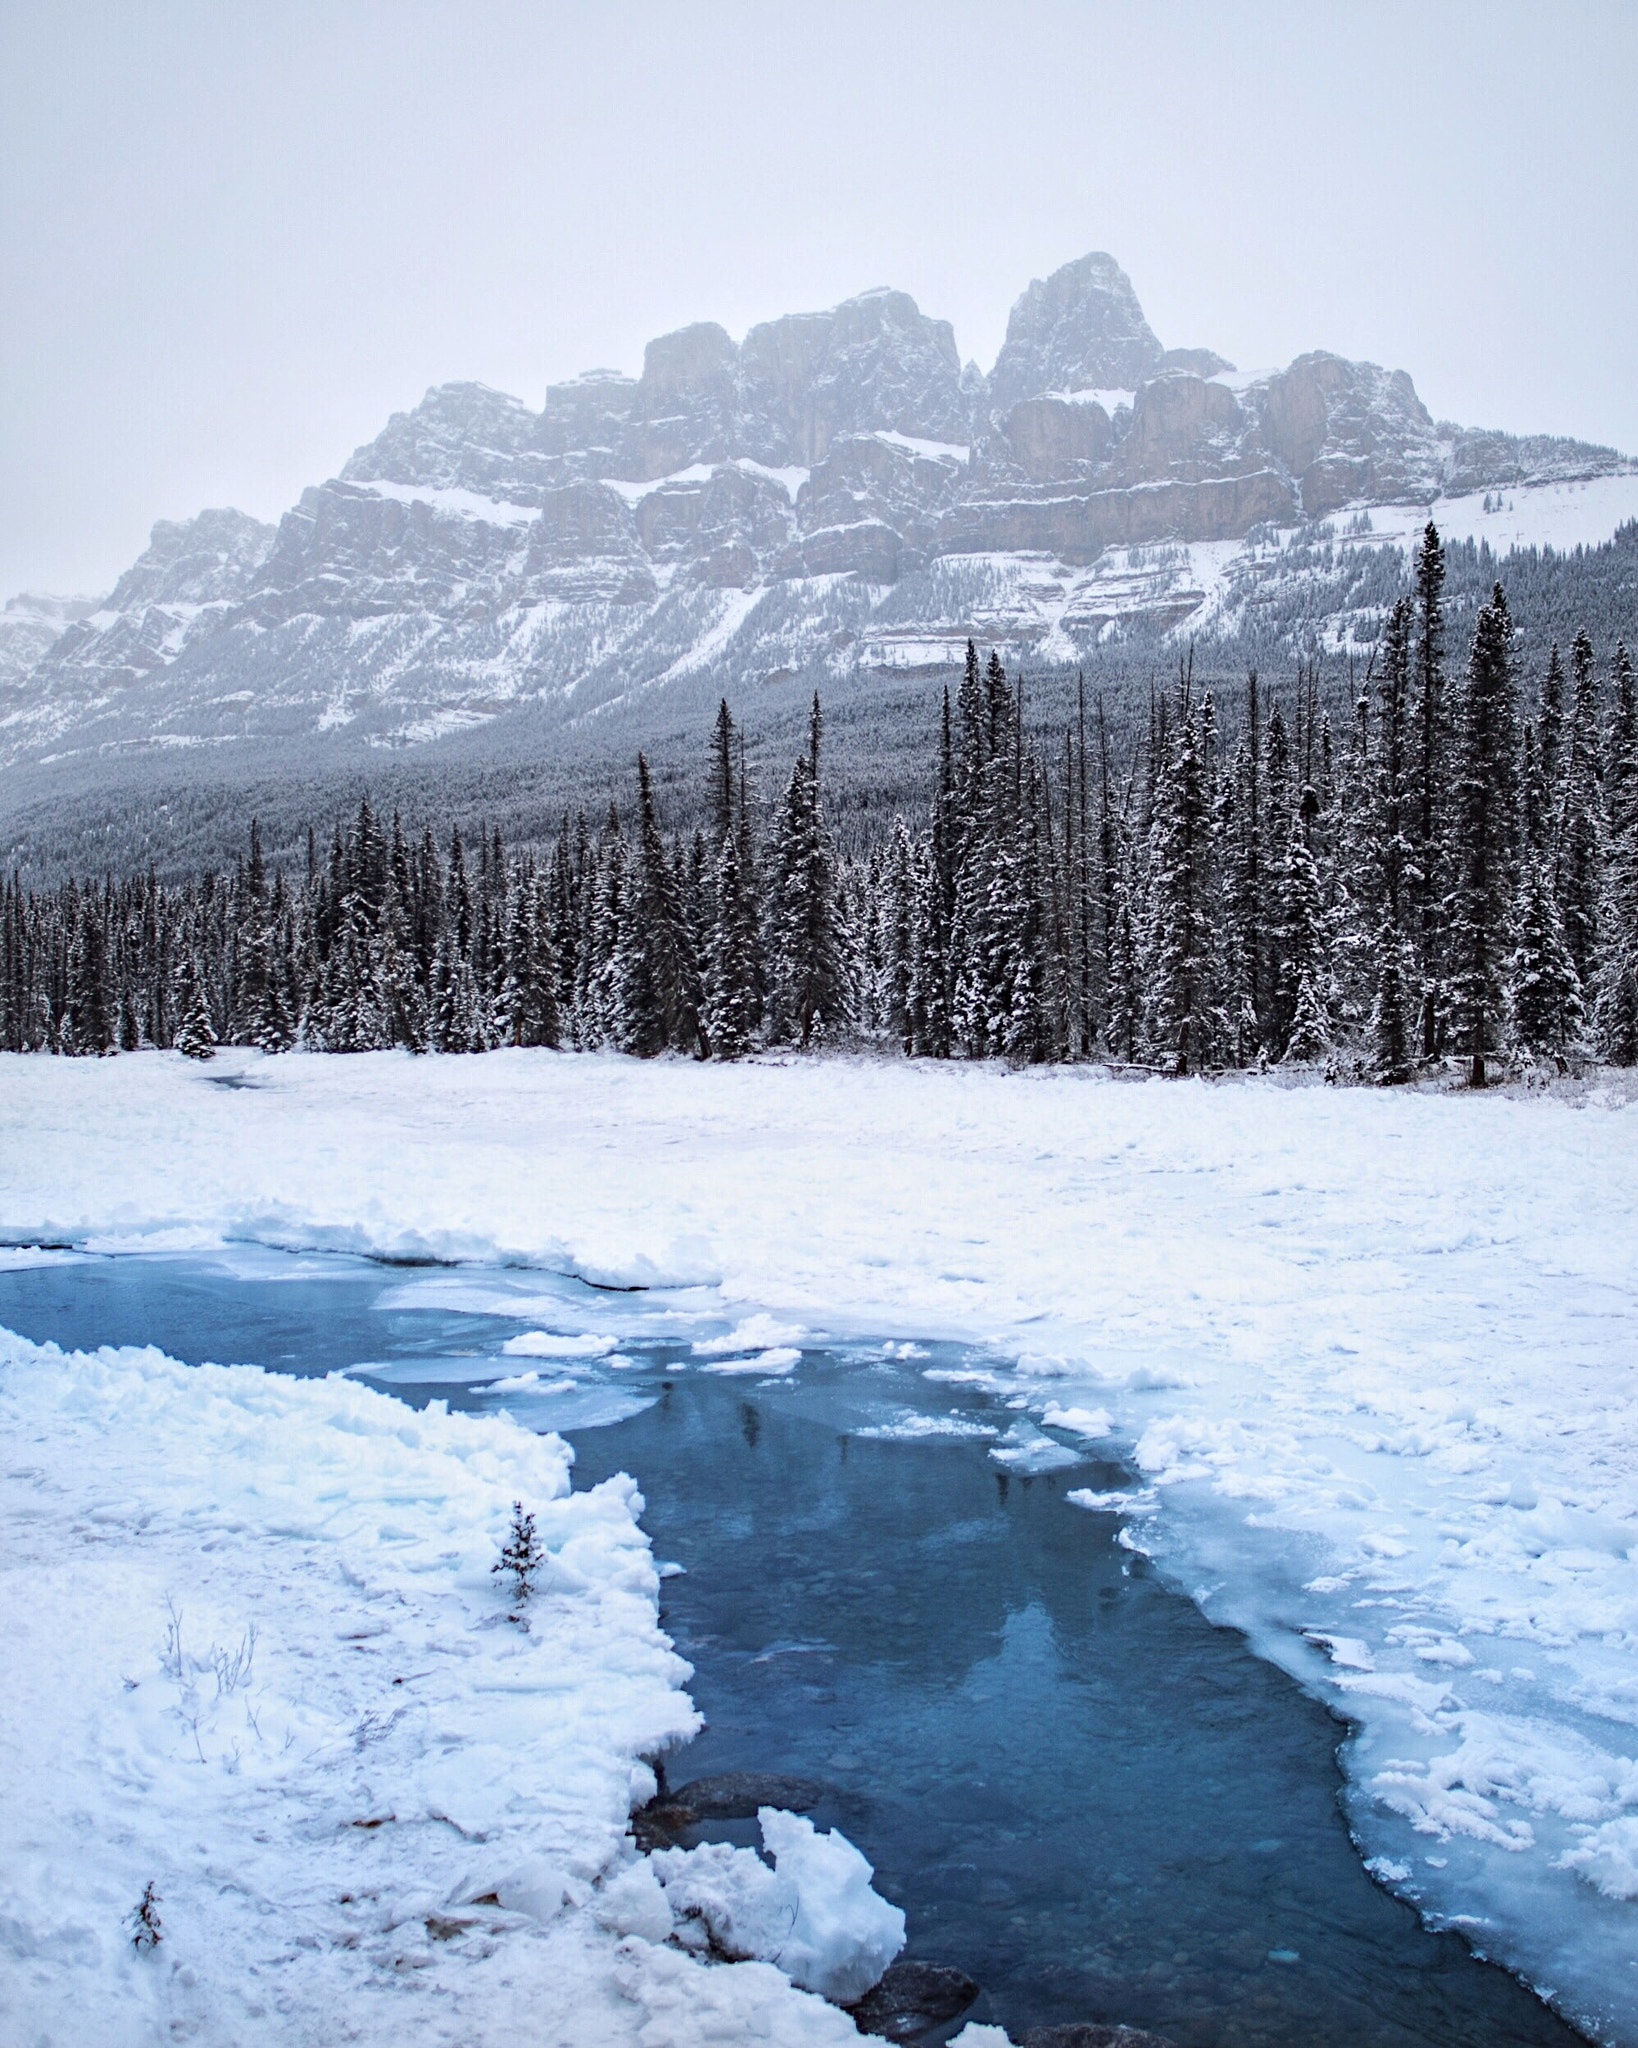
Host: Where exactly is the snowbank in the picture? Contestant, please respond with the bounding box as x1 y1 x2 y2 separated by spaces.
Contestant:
1 1048 1636 2039
652 1809 905 2002
0 1323 864 2046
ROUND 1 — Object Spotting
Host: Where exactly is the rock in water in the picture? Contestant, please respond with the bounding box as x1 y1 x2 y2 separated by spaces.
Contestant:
847 1958 981 2041
631 1770 831 1850
670 1771 829 1818
1022 2026 1178 2048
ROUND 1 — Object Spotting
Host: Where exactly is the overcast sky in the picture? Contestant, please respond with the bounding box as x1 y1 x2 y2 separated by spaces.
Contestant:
3 0 1634 598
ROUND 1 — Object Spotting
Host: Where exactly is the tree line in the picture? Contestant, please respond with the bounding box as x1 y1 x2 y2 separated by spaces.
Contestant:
3 523 1635 1084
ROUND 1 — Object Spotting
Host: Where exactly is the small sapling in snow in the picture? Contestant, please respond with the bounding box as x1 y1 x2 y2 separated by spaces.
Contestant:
493 1500 546 1613
130 1881 162 1950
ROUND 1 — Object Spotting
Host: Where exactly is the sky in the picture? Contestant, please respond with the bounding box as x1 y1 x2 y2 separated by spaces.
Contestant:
3 0 1636 599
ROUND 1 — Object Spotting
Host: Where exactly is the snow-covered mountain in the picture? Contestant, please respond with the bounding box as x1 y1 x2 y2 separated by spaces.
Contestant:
4 251 1636 773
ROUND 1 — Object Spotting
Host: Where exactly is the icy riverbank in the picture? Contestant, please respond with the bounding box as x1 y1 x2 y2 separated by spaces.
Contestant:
0 1319 885 2046
1 1048 1636 2041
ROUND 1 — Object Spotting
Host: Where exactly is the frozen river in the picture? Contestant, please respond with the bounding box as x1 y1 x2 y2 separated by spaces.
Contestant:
0 1246 1586 2047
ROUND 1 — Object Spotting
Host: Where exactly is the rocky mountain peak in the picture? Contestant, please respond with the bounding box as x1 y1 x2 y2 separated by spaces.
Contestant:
737 287 966 467
342 382 542 495
987 252 1166 416
105 507 277 610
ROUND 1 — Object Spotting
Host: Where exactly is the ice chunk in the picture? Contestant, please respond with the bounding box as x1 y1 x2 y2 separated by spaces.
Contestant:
700 1346 802 1376
484 1855 577 1922
988 1419 1083 1474
501 1330 618 1357
652 1808 905 2004
758 1806 905 2003
1066 1486 1157 1515
694 1314 807 1356
1559 1816 1638 1900
1040 1401 1113 1438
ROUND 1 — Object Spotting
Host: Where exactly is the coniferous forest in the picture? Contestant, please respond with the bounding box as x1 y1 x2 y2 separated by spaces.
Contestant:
4 525 1636 1086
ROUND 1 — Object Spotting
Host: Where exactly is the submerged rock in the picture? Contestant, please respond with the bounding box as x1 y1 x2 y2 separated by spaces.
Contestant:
632 1770 830 1850
1021 2026 1177 2048
847 1957 981 2040
672 1771 829 1819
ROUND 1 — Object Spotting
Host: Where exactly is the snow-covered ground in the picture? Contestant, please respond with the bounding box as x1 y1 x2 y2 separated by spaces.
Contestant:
2 1049 1637 2043
0 1302 894 2046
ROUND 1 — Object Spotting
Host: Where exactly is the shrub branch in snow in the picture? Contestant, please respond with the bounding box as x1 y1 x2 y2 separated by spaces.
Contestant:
129 1880 162 1951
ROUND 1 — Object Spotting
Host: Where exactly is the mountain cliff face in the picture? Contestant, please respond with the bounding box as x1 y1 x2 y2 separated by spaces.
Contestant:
3 252 1633 772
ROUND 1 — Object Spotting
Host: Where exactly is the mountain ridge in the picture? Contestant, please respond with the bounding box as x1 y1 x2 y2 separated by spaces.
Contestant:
3 251 1634 780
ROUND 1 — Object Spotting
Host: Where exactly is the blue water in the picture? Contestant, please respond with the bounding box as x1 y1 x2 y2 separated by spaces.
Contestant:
0 1248 1586 2048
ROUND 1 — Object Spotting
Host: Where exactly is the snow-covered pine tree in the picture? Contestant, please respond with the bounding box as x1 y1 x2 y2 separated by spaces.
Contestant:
175 953 217 1060
581 809 627 1047
709 699 736 848
1537 643 1567 808
1363 599 1416 1081
1274 808 1330 1062
1147 688 1220 1074
615 755 698 1057
1591 642 1638 1063
1446 584 1521 1086
704 825 761 1059
766 703 846 1047
66 890 113 1055
492 1500 545 1609
502 866 561 1048
909 689 956 1058
1219 673 1265 1063
1556 630 1604 994
1511 847 1583 1061
879 819 918 1054
1409 521 1448 1056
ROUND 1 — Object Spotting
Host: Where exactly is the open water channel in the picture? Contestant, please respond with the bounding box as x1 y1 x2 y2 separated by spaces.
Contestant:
0 1246 1587 2048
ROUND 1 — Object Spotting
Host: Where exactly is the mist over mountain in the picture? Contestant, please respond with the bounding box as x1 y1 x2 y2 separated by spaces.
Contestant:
3 250 1635 877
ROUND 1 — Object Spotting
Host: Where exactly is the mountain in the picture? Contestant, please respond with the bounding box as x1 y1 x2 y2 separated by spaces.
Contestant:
0 591 104 692
3 252 1635 808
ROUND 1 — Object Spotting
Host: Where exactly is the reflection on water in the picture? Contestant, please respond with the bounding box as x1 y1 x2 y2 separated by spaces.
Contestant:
0 1249 1584 2048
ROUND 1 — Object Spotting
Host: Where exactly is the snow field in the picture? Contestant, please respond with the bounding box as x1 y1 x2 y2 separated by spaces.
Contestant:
1 1047 1637 2039
0 1322 882 2046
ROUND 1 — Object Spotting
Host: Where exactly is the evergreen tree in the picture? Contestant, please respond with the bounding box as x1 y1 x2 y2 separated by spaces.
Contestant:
1364 600 1417 1081
767 706 846 1047
1556 630 1604 991
616 755 698 1057
1147 690 1219 1074
704 826 761 1059
66 891 113 1055
1592 642 1638 1062
1409 521 1447 1056
1446 585 1521 1086
1511 849 1583 1060
1537 643 1567 805
175 955 217 1060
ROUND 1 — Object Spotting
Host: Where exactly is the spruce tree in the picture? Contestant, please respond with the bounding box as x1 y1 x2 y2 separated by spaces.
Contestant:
1409 521 1447 1056
66 892 113 1055
766 720 846 1048
616 755 698 1057
1364 600 1417 1081
1537 644 1566 806
1148 692 1219 1074
175 955 217 1060
1446 585 1521 1086
1592 643 1638 1062
1556 630 1604 993
1511 848 1583 1060
704 826 761 1059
